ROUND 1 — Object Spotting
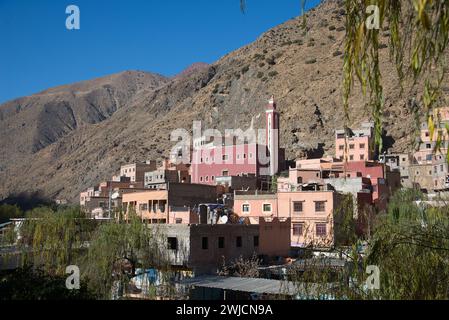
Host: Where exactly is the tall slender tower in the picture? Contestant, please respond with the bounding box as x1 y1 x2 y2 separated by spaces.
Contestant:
266 95 279 175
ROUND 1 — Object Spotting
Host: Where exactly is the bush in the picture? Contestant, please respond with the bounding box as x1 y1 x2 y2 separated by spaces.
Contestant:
305 58 317 64
0 204 23 223
257 72 264 79
241 65 250 74
268 71 278 77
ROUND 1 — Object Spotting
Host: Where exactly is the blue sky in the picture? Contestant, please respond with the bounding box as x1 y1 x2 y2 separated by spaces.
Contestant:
0 0 321 104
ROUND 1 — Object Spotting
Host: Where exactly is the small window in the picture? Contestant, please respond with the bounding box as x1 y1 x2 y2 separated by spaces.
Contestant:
425 131 429 137
236 236 242 248
242 204 250 213
316 223 327 237
211 176 215 181
202 237 208 250
205 176 209 182
338 145 344 150
349 155 354 161
360 154 365 160
222 155 228 161
441 165 444 172
218 237 225 249
293 223 303 236
175 218 182 224
315 201 325 212
253 236 259 247
426 143 432 149
297 177 303 184
349 144 355 149
222 170 229 177
200 176 203 182
249 153 253 159
167 237 178 250
263 203 272 212
359 143 365 149
293 201 303 213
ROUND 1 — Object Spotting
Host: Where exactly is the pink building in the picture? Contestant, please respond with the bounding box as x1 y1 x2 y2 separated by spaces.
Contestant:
233 184 343 248
191 96 284 186
335 122 375 162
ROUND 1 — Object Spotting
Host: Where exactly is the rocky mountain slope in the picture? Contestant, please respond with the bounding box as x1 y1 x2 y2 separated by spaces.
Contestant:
1 0 448 202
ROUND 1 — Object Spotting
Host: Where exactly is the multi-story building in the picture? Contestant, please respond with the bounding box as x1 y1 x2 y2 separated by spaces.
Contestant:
120 161 157 183
191 96 285 186
233 184 344 249
122 183 218 224
335 122 375 161
409 107 449 192
80 177 145 217
379 153 412 188
144 169 190 189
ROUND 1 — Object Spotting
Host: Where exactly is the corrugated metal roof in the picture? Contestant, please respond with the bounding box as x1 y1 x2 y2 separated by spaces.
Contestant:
181 276 297 296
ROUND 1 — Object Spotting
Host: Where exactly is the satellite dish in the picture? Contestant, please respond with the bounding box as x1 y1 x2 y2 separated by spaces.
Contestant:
219 215 228 224
111 192 120 200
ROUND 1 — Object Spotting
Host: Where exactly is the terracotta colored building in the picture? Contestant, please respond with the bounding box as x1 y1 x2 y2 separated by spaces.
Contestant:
151 218 291 274
122 183 217 224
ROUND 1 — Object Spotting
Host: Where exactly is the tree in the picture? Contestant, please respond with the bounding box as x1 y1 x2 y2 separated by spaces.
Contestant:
82 213 166 299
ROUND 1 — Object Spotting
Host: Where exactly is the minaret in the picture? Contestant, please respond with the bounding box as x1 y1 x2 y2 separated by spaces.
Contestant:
266 95 279 175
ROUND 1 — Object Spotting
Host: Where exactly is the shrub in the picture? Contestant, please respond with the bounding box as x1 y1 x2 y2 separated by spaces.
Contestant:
257 72 264 79
268 70 278 77
241 65 250 74
305 58 317 64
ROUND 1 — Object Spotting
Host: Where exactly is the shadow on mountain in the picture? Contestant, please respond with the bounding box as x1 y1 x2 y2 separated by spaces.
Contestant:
0 191 56 212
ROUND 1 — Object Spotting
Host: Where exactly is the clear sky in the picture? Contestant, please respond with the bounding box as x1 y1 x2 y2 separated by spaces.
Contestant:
0 0 321 104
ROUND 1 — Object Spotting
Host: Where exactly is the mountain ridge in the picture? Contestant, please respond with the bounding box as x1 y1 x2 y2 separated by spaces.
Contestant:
1 0 448 202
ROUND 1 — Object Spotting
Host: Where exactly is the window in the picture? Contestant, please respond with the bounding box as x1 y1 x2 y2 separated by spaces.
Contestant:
359 143 365 149
253 236 259 247
441 165 444 172
360 154 365 160
175 218 182 224
167 237 178 250
293 223 304 236
237 154 240 160
426 143 432 149
349 144 355 149
243 154 247 159
349 155 354 161
236 236 242 248
222 155 228 161
200 176 203 182
339 145 344 150
249 153 253 159
139 203 148 211
293 201 303 213
316 223 327 237
242 204 250 213
434 166 438 174
315 201 325 212
202 237 208 250
205 176 209 182
218 237 225 249
222 170 229 177
211 176 215 181
425 131 429 137
297 177 303 184
263 203 272 212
